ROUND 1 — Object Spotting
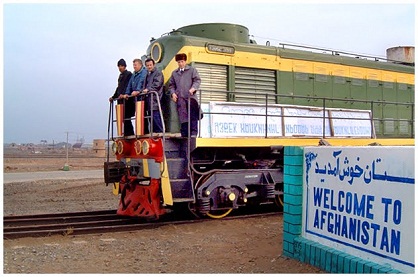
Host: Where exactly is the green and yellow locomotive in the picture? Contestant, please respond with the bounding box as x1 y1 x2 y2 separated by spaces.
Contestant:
104 23 414 219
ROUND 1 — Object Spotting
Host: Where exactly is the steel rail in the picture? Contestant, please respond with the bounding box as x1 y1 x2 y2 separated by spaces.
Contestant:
4 208 282 240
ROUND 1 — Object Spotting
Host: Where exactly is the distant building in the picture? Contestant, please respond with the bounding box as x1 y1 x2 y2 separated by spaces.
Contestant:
72 137 84 148
56 142 71 149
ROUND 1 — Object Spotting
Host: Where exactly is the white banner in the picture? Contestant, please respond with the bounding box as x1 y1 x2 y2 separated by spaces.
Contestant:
199 102 373 138
331 110 373 137
283 107 330 137
209 102 282 137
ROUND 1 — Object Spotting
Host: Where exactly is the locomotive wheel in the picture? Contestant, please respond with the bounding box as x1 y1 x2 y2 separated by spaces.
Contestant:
275 194 284 208
206 208 233 219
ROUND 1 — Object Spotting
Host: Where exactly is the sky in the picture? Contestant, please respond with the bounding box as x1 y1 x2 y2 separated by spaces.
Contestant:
1 0 416 144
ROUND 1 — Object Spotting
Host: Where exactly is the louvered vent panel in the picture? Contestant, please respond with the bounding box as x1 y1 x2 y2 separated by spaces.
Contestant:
235 67 276 104
194 63 227 103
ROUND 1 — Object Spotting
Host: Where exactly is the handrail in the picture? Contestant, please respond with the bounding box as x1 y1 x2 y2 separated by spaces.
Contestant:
107 91 167 174
108 91 165 140
196 89 415 139
106 102 112 163
147 90 166 137
107 89 415 142
277 42 414 65
197 89 414 108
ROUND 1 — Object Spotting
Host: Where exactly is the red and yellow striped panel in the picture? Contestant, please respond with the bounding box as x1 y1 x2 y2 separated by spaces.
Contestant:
116 104 124 137
136 101 145 136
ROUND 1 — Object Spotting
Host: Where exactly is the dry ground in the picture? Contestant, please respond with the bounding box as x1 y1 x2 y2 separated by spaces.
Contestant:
3 149 323 273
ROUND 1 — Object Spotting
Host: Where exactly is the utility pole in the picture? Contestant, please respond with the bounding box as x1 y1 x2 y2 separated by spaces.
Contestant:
63 131 70 171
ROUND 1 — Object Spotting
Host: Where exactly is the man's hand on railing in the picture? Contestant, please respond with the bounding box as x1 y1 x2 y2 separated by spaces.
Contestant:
131 91 141 97
171 93 178 103
117 93 137 100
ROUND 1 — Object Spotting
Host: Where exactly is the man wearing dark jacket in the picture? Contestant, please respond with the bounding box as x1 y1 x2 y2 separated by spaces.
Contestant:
109 59 133 136
109 59 132 103
142 58 164 133
168 53 201 137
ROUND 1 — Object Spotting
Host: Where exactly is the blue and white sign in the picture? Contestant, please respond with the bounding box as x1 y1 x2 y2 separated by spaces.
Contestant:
303 147 415 273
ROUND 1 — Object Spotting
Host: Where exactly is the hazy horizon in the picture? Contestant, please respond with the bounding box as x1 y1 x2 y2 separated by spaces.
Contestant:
3 2 415 144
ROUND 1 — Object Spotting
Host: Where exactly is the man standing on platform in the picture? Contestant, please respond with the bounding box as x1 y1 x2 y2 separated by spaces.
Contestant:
168 53 201 137
142 58 164 133
120 58 147 136
109 59 132 103
109 58 133 136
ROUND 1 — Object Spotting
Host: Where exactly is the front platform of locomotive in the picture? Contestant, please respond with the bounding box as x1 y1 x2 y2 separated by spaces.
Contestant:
103 79 175 219
103 29 202 219
105 123 175 219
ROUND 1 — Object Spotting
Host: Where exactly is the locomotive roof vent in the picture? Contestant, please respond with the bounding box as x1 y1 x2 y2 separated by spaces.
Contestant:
386 46 415 65
174 23 250 44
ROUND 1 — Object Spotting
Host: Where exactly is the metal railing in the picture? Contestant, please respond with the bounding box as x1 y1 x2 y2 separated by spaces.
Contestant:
197 90 415 139
108 91 165 137
106 91 165 160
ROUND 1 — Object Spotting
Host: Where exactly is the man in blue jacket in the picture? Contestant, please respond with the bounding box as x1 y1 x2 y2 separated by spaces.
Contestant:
121 58 147 136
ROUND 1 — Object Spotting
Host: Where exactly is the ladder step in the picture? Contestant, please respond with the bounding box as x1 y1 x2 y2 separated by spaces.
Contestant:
166 158 188 179
170 178 193 200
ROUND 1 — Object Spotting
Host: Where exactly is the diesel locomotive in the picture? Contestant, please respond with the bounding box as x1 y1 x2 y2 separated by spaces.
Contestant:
104 23 414 219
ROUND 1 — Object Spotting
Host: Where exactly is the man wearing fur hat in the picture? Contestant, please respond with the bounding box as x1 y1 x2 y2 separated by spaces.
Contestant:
168 53 202 137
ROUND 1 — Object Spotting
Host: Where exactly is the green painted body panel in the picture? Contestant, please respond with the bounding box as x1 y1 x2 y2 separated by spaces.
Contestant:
150 32 413 74
278 49 414 74
176 23 250 44
145 23 414 137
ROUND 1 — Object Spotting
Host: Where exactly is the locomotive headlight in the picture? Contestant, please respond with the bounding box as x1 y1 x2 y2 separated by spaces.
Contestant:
142 140 150 155
150 42 162 63
134 140 142 155
117 140 124 154
111 141 118 154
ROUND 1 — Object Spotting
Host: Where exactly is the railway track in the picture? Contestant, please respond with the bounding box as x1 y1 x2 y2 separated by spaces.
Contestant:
4 154 103 159
4 207 281 240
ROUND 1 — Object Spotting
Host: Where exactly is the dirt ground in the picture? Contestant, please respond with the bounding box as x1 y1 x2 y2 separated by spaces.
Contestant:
3 149 323 273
